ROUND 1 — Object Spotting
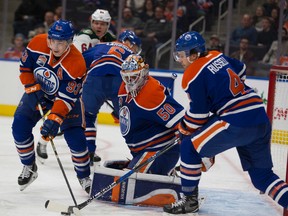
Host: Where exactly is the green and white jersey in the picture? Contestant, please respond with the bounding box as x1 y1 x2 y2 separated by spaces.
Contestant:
73 27 116 53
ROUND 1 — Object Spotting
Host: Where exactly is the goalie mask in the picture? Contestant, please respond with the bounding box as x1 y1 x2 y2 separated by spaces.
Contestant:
120 54 148 98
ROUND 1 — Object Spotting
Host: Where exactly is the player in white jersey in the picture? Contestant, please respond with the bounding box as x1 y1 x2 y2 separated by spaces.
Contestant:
73 9 116 53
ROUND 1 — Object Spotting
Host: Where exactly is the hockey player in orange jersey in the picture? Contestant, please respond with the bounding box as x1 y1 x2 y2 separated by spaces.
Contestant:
12 20 92 193
163 31 288 214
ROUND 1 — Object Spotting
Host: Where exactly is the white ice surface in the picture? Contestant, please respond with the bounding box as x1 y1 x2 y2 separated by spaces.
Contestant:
0 116 284 216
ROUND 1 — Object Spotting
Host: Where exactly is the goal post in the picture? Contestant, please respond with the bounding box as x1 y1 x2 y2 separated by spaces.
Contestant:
267 65 288 216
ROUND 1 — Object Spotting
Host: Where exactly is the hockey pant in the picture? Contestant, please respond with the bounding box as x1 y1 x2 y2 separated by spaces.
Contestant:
12 93 90 178
179 116 288 208
82 75 121 154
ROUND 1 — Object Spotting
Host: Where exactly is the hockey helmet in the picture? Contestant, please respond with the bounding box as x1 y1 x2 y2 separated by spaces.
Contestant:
118 30 142 54
120 54 148 97
91 9 111 23
48 19 74 41
173 31 206 61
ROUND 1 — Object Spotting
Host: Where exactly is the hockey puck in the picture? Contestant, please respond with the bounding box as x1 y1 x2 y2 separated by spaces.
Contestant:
61 212 71 215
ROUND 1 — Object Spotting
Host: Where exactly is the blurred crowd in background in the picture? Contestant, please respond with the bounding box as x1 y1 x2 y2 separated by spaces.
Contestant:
2 0 288 77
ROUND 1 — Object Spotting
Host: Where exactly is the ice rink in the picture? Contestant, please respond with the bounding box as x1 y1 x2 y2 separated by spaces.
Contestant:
0 116 284 216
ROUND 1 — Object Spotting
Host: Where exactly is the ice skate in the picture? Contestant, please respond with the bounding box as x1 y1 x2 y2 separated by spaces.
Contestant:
36 142 48 164
18 162 38 191
163 187 199 214
89 152 101 166
78 177 92 194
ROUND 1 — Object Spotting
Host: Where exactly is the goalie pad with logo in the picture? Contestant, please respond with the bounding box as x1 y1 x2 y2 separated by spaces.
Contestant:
91 160 182 207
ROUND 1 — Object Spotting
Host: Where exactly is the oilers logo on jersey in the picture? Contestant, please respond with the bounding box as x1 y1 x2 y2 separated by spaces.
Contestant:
34 67 59 95
119 106 130 136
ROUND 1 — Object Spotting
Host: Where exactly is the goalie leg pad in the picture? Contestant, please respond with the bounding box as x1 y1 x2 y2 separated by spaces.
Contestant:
91 161 182 207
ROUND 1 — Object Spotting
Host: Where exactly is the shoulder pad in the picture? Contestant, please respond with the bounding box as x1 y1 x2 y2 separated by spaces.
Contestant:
134 77 166 110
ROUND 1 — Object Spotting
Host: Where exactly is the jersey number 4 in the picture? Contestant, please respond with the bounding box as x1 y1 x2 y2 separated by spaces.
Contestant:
227 68 245 96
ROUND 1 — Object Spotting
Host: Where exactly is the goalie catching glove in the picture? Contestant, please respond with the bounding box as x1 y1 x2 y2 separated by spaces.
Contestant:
41 114 64 138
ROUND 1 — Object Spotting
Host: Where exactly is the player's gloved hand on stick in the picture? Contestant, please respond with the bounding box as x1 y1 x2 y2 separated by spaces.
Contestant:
41 114 63 138
178 119 196 140
25 83 47 110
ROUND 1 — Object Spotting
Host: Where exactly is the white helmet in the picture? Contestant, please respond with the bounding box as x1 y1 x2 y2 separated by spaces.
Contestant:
91 9 111 23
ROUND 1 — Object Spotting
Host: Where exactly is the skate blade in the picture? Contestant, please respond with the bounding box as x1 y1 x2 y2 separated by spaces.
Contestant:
162 212 199 216
36 155 47 164
162 197 205 216
19 172 38 191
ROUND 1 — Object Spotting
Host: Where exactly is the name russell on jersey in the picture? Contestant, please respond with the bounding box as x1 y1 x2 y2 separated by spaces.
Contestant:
207 56 229 74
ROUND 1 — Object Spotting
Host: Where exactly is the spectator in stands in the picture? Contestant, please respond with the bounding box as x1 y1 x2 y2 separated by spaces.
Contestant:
252 6 265 32
178 0 205 33
262 27 288 65
120 7 144 36
262 0 278 16
139 0 155 22
27 24 46 42
230 37 256 76
230 14 258 46
207 34 224 52
3 33 26 60
257 16 277 52
270 7 280 31
126 0 146 15
141 5 172 67
13 0 43 37
43 11 55 33
54 5 63 21
197 0 214 31
163 0 190 35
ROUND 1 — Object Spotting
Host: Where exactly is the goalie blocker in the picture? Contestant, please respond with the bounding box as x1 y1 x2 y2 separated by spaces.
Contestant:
91 160 182 207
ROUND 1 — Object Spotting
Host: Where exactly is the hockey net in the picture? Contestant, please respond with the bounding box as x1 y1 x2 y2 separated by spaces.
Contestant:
267 65 288 216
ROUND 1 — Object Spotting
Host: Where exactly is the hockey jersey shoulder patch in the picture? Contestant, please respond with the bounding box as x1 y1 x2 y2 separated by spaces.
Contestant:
134 77 166 110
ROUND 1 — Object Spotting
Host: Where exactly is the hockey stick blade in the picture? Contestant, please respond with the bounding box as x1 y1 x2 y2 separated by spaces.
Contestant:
46 138 180 215
45 200 82 216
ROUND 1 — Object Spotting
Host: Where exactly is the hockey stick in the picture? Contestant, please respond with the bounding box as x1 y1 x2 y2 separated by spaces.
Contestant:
38 104 79 209
45 137 180 215
105 100 115 111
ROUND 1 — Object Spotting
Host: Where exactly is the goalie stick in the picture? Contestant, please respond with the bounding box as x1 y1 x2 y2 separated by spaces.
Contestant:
45 137 180 215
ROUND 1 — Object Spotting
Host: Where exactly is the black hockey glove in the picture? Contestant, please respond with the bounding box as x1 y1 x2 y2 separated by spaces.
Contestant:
41 114 63 138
